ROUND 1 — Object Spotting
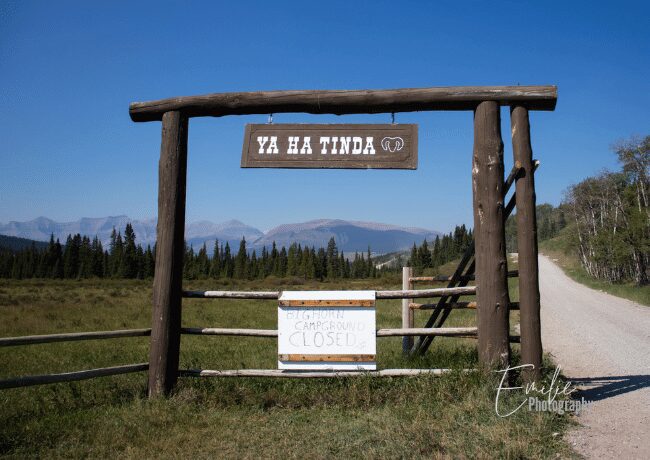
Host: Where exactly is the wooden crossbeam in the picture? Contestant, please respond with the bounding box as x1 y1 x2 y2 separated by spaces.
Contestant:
129 86 558 122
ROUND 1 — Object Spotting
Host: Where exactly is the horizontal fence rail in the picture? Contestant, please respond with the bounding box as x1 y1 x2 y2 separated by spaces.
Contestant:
0 328 152 347
181 326 520 342
181 327 475 337
182 327 278 337
183 286 476 300
183 290 279 299
178 368 471 378
377 327 476 337
376 287 475 299
410 301 477 310
409 271 519 283
0 363 149 390
409 301 520 310
181 327 477 338
129 85 558 122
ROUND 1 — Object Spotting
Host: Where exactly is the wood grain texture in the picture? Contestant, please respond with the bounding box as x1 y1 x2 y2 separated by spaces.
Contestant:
183 287 475 300
183 290 280 299
178 368 469 378
0 329 151 347
129 85 558 122
472 101 511 369
378 327 477 337
402 267 414 354
181 328 278 337
409 270 518 282
511 105 543 381
376 286 476 299
278 354 375 362
180 327 478 338
0 363 148 389
409 301 519 310
278 299 375 307
241 124 417 169
148 111 188 397
409 301 478 310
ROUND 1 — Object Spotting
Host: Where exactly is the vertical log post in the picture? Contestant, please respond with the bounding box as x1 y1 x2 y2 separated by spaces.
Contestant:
511 106 542 382
148 111 189 397
472 101 510 369
402 266 414 354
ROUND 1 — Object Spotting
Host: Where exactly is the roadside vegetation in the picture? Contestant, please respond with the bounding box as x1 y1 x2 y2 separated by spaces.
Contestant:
506 135 648 304
540 231 650 306
0 276 575 458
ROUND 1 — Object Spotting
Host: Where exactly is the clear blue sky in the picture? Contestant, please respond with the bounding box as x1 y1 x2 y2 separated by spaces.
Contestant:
1 0 648 233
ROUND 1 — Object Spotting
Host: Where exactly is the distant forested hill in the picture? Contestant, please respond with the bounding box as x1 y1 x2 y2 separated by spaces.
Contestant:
0 235 49 252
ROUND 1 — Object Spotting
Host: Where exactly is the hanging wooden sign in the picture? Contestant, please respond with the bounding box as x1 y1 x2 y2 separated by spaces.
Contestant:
241 123 417 169
278 291 377 370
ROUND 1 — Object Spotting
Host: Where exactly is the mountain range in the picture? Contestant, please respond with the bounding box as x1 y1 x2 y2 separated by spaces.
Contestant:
0 216 439 254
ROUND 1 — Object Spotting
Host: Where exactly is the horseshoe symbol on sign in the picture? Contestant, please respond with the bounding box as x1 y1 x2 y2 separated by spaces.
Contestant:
380 137 404 152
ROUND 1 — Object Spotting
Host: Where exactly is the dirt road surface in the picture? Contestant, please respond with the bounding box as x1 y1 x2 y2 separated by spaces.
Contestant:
539 255 650 459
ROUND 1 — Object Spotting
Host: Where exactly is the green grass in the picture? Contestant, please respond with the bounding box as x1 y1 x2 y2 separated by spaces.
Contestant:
0 277 575 458
540 232 650 306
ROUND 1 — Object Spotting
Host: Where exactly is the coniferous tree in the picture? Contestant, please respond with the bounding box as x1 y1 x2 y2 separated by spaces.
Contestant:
91 237 104 277
210 239 221 278
196 243 210 278
222 242 233 278
249 250 258 280
234 237 248 279
143 245 155 278
287 243 299 276
120 223 138 278
409 243 419 270
419 239 432 269
270 242 279 276
63 234 82 278
326 237 339 279
278 247 288 277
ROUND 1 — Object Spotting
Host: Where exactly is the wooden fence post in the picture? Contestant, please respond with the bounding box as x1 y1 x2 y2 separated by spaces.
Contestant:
402 266 414 354
472 101 510 369
148 110 188 397
511 105 542 381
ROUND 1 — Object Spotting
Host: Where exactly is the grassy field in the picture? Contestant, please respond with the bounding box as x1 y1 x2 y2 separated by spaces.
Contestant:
539 232 650 306
0 271 575 459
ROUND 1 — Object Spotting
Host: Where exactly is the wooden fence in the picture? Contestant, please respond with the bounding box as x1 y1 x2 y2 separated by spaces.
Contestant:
0 84 554 395
175 286 497 380
401 269 522 353
0 329 150 389
0 286 500 389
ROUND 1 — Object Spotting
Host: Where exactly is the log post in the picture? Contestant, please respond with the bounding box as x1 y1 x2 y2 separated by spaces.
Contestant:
148 111 188 397
510 105 542 381
402 266 414 354
472 101 510 369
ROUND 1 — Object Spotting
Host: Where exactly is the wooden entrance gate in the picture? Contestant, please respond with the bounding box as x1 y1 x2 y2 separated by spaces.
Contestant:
129 85 557 396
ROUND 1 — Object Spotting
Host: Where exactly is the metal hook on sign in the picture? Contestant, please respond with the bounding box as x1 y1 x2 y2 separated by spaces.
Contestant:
268 113 273 124
391 112 395 124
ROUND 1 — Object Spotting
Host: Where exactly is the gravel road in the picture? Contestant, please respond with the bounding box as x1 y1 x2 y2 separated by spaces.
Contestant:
538 255 650 459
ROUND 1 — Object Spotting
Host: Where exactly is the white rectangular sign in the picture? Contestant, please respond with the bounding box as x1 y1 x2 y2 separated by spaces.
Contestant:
278 291 376 370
